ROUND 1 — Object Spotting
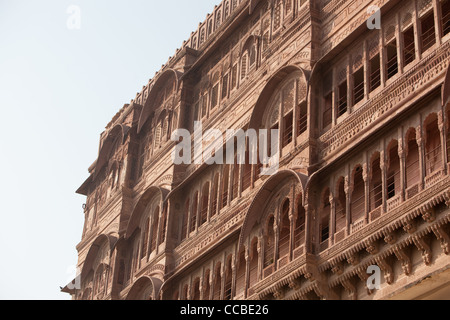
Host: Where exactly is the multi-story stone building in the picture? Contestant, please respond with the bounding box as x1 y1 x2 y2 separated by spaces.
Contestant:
63 0 450 300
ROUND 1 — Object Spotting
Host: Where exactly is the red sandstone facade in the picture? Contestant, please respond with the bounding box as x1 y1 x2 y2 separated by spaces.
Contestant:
63 0 450 300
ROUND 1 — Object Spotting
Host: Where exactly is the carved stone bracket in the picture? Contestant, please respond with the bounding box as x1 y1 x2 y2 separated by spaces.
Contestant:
375 257 394 285
355 267 374 296
288 278 301 291
384 231 397 245
403 219 417 234
432 225 450 255
421 208 436 223
366 242 379 255
341 278 357 300
346 252 360 266
331 262 344 275
412 236 432 266
393 247 412 276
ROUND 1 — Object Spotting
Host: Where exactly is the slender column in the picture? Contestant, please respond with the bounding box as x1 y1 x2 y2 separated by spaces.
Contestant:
380 150 388 213
438 111 447 172
231 259 236 299
363 163 370 223
293 79 298 145
273 217 280 268
244 247 250 299
380 26 387 88
432 0 443 45
207 174 214 222
344 176 351 236
363 40 370 100
332 66 337 126
416 126 426 189
397 12 404 74
413 0 422 60
329 193 336 246
347 54 353 113
257 235 263 282
304 203 312 253
398 137 407 202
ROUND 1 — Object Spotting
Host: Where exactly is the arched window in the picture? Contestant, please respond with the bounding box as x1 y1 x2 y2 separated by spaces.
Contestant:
262 73 306 157
211 72 220 110
320 189 330 246
141 217 150 259
248 238 259 289
159 206 167 244
335 178 347 239
200 182 210 225
182 284 189 300
224 257 233 300
235 249 246 297
213 263 222 300
424 114 442 175
150 206 160 253
241 53 248 80
191 192 199 232
264 215 275 268
203 270 211 300
215 10 222 29
386 140 400 200
405 129 420 192
221 165 230 209
278 199 290 260
370 153 383 211
211 174 219 217
294 197 306 250
192 278 201 300
181 199 189 241
273 0 282 32
351 166 365 224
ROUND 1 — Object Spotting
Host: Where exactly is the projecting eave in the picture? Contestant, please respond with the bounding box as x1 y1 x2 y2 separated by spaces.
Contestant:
76 174 93 196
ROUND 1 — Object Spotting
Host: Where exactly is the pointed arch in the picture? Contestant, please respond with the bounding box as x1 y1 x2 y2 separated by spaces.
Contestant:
138 69 182 134
238 169 307 251
125 186 169 239
125 276 163 300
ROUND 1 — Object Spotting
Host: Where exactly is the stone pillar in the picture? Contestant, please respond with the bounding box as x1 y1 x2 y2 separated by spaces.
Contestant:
416 126 426 189
438 111 447 172
304 203 312 253
257 235 263 282
396 12 404 74
379 26 386 88
432 0 443 46
362 163 370 223
380 150 388 213
244 247 250 299
329 193 336 246
344 176 351 236
398 138 406 202
273 216 279 268
413 0 422 60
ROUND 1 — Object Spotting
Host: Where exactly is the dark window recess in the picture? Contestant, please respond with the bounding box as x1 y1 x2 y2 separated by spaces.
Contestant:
370 54 381 92
353 67 364 105
282 112 293 147
443 0 450 36
403 27 415 67
387 176 395 199
297 102 307 135
323 92 333 128
337 81 347 117
420 12 436 53
386 40 398 79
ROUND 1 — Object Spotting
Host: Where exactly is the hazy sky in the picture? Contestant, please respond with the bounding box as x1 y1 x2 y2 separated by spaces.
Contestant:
0 0 220 300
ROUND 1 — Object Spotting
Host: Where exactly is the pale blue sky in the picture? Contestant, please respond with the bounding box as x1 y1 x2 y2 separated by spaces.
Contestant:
0 0 219 300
